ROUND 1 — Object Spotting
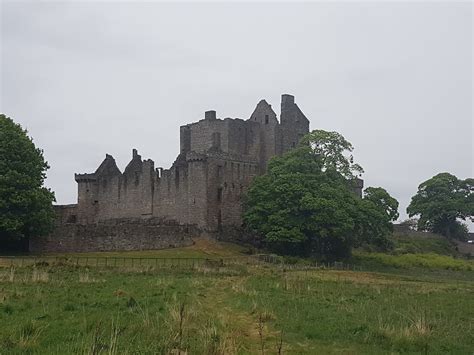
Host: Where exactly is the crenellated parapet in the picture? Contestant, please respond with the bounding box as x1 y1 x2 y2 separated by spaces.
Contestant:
186 151 208 162
74 173 97 183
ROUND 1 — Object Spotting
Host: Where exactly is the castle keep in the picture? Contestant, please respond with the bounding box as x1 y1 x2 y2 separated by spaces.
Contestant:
73 94 309 232
30 94 362 253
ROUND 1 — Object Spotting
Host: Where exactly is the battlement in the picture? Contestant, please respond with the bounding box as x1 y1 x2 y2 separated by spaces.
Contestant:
74 173 96 182
186 151 207 162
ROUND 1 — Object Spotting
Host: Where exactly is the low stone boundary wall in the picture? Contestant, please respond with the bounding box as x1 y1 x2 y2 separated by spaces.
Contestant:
29 219 198 253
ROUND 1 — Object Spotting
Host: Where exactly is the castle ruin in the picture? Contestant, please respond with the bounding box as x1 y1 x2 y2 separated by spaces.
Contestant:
74 94 310 231
30 94 363 253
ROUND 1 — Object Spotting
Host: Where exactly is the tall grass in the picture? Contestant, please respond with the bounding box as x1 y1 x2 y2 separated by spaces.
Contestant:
0 261 472 354
356 252 474 271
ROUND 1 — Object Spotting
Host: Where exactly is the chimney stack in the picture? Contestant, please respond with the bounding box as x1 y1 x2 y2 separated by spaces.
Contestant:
281 94 295 108
205 110 217 120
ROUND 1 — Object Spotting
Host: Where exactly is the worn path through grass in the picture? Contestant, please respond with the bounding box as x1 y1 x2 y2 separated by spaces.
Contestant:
1 239 473 354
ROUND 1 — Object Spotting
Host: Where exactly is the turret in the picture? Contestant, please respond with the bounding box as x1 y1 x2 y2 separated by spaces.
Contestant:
280 94 310 153
74 153 123 224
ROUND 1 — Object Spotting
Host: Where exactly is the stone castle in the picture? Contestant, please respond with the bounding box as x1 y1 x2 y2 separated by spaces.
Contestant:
30 94 362 252
73 94 310 231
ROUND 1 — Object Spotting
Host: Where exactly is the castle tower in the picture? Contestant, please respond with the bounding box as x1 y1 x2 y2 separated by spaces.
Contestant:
249 99 279 172
280 94 310 153
74 154 121 223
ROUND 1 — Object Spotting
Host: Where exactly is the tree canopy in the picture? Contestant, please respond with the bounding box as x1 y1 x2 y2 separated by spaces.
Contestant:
0 114 55 241
244 130 398 259
407 172 473 240
301 130 364 179
356 187 399 249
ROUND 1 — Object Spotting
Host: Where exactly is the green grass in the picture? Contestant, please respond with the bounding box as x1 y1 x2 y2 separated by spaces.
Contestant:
354 252 474 271
0 241 473 354
55 239 250 259
351 232 474 274
390 233 457 256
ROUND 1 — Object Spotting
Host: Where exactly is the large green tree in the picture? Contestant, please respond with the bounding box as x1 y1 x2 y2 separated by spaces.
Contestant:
407 173 473 240
356 187 399 249
244 130 398 259
0 114 55 242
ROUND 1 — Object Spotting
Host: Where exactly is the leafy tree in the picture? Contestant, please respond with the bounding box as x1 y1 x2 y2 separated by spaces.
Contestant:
244 146 359 258
0 114 55 242
301 130 364 179
407 173 473 240
356 187 399 249
244 130 397 258
363 187 399 222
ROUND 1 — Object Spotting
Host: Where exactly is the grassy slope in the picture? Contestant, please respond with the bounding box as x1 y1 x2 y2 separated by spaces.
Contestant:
390 232 457 255
0 239 473 354
353 232 474 272
55 238 249 259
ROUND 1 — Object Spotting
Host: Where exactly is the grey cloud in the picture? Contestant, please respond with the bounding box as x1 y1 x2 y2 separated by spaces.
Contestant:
1 1 472 227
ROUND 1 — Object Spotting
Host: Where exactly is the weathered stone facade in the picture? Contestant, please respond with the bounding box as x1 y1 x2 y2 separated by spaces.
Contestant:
30 217 196 253
37 94 363 252
69 94 314 231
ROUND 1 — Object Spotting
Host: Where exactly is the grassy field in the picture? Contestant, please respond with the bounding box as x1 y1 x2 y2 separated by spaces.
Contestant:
0 239 473 354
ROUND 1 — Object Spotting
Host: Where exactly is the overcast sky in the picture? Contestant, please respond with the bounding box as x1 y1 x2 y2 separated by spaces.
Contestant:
1 1 473 225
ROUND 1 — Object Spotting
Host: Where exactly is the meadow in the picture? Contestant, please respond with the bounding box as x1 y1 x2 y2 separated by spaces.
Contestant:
0 239 473 354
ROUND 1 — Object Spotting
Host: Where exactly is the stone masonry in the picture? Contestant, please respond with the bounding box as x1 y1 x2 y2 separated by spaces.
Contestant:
70 94 314 232
35 94 363 252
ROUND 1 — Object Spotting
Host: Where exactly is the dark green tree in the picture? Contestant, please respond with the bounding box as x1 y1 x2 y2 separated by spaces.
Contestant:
244 130 397 258
407 173 473 240
301 130 364 179
363 187 399 222
0 114 55 242
356 187 399 249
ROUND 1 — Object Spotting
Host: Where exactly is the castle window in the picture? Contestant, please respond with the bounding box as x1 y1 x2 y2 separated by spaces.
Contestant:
292 142 296 148
175 169 180 189
217 188 223 202
265 115 269 124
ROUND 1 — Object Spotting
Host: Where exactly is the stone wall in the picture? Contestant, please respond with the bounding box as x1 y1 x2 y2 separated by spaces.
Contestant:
70 95 318 234
153 154 209 228
280 94 310 153
29 218 198 253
